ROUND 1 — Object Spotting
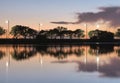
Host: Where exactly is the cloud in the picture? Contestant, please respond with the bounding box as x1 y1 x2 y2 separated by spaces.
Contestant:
51 58 120 77
76 7 120 27
51 60 70 63
77 57 120 77
75 58 120 77
51 6 120 27
50 21 75 25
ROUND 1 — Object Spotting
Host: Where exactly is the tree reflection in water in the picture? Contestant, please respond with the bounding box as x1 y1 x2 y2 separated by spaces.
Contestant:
11 45 37 61
0 44 118 60
1 45 120 78
116 46 120 57
36 45 84 60
89 45 114 55
0 51 5 59
50 45 120 77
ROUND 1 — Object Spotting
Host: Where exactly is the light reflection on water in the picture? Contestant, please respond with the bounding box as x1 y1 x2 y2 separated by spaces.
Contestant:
0 45 120 83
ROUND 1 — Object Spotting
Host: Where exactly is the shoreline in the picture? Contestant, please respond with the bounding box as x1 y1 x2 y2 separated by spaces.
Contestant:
0 39 119 45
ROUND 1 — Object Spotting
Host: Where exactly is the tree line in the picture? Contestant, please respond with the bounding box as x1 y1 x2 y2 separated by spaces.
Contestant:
0 25 120 40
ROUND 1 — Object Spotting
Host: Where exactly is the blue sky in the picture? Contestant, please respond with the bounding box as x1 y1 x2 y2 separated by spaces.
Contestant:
0 0 120 30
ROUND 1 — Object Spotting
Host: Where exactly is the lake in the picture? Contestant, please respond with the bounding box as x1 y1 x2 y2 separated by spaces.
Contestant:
0 44 120 83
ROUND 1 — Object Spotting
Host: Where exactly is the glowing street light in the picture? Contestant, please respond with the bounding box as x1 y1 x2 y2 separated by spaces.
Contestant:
5 20 10 38
96 24 100 29
39 23 43 31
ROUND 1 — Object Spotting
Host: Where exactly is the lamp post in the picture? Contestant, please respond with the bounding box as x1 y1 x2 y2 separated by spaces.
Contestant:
39 23 43 31
84 24 88 39
5 20 9 38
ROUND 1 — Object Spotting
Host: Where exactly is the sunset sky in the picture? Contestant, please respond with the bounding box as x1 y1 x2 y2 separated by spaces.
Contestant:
0 0 120 31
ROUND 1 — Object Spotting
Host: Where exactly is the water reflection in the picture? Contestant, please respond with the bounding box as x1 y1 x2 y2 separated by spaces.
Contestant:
0 45 120 78
116 46 120 57
11 45 37 60
0 51 5 59
89 45 114 55
36 45 84 59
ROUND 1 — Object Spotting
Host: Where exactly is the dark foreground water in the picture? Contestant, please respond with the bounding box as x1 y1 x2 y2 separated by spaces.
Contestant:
0 44 120 83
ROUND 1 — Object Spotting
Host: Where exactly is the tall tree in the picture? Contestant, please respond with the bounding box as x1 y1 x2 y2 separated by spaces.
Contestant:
73 29 85 39
56 26 67 39
10 25 37 39
89 30 114 40
115 29 120 38
0 26 6 36
36 30 48 39
46 26 68 39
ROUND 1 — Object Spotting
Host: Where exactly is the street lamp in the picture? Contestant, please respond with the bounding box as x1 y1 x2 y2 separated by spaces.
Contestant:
5 20 9 38
84 24 87 39
96 24 100 30
39 23 43 31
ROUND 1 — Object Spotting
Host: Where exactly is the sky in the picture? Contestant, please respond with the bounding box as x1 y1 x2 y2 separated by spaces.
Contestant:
0 0 120 31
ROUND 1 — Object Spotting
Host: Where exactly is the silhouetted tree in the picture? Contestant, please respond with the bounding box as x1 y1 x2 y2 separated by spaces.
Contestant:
89 30 114 40
54 26 67 39
36 26 86 39
73 29 85 39
47 29 59 39
67 30 73 39
36 30 48 39
10 25 37 39
0 26 6 36
115 29 120 38
42 26 68 39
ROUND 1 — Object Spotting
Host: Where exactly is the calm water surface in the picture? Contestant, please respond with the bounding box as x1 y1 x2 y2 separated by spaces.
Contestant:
0 44 120 83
